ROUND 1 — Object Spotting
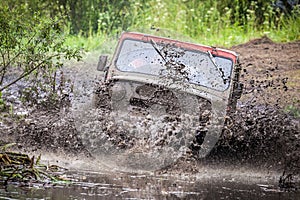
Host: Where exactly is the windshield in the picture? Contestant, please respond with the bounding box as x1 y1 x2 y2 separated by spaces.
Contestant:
116 39 233 91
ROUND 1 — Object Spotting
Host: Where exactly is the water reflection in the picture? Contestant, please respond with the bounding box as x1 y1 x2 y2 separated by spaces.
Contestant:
1 170 299 199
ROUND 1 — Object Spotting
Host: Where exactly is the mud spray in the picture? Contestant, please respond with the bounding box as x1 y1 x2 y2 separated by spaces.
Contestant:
1 38 299 199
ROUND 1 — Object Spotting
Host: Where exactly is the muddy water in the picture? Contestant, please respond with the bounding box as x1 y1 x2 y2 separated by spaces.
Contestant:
1 169 299 199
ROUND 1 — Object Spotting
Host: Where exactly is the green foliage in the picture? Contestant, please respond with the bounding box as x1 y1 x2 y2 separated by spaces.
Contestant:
45 0 136 36
0 2 81 94
285 105 300 118
126 0 299 46
0 92 5 111
64 33 107 52
268 7 300 42
2 0 298 52
57 0 299 50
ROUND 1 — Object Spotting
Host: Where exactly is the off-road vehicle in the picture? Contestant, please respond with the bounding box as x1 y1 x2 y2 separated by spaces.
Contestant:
95 32 242 160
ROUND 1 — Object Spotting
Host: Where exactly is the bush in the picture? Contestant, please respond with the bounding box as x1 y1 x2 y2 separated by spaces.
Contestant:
0 2 81 103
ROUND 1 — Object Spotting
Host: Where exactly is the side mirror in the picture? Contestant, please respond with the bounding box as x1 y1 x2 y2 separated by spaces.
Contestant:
97 55 108 71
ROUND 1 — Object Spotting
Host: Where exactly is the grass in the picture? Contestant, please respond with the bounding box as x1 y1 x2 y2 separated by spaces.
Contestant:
64 0 300 51
64 33 107 52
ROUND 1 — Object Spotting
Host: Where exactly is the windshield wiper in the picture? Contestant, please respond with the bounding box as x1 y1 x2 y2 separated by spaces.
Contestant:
150 39 166 62
207 51 223 76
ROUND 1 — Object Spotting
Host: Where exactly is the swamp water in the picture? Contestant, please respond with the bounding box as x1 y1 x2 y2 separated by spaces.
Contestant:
1 166 299 199
1 48 299 199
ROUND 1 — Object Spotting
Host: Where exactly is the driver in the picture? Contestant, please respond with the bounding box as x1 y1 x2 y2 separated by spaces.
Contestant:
128 58 146 69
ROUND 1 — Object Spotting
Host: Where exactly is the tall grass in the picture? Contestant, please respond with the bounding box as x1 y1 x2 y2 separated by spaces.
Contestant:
65 0 300 51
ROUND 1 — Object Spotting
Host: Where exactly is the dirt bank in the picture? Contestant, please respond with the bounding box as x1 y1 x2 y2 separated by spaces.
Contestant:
232 36 299 108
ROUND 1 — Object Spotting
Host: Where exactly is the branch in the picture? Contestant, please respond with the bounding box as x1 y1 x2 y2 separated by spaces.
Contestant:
0 54 61 92
0 31 38 76
0 51 7 85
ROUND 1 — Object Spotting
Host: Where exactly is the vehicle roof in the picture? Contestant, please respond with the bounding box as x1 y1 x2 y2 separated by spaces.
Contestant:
119 32 238 63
